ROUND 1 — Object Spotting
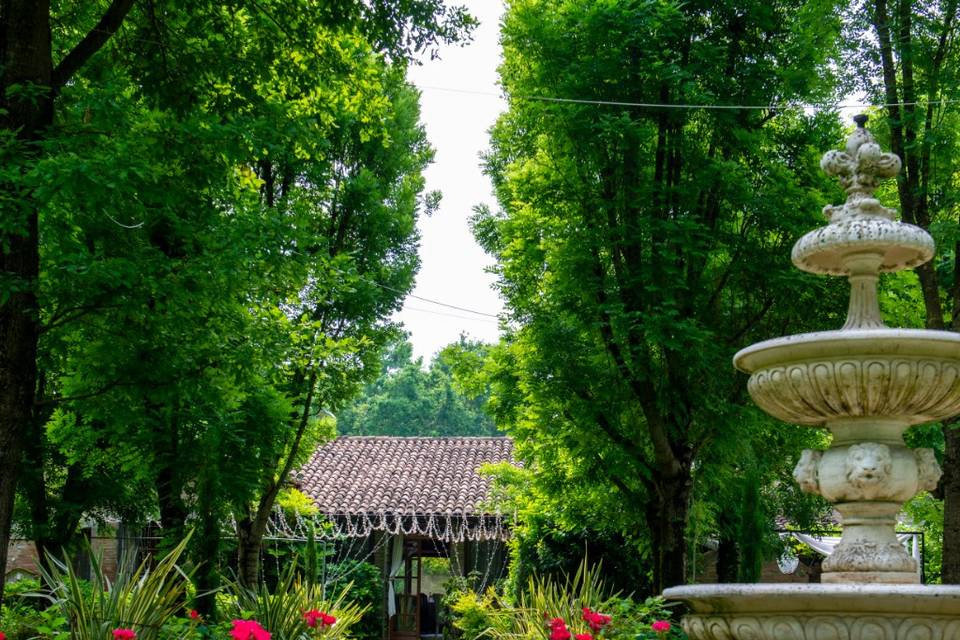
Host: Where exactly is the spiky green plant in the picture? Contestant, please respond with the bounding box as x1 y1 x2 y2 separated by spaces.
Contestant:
497 560 610 640
37 535 192 640
223 561 366 640
482 560 685 640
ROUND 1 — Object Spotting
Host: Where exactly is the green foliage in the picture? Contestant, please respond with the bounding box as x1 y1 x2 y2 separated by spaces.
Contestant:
36 537 192 640
337 334 500 436
472 0 850 590
278 489 322 519
448 589 507 640
7 0 473 596
324 561 385 640
904 492 944 584
0 606 69 640
224 562 366 640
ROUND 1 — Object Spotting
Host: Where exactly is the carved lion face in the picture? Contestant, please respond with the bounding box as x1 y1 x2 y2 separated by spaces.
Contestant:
845 443 892 489
793 449 822 494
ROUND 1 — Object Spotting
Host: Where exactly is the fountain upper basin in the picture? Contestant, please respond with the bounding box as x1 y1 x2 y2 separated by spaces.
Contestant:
663 584 960 640
733 329 960 426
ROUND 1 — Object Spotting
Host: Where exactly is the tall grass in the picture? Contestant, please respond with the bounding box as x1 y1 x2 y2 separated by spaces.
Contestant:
37 536 192 640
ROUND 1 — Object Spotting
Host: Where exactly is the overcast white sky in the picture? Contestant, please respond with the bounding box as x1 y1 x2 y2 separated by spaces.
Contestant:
396 0 507 362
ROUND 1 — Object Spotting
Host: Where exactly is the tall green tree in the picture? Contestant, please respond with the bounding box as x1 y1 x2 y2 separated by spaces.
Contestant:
847 0 960 582
2 0 474 602
475 0 848 591
0 0 137 604
337 335 500 437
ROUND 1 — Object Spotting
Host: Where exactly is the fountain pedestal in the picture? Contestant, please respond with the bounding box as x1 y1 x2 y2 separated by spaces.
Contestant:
663 117 960 637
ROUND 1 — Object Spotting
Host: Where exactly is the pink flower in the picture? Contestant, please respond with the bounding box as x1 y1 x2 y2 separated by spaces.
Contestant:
575 634 593 640
651 620 671 634
112 630 136 640
549 618 566 629
231 619 271 640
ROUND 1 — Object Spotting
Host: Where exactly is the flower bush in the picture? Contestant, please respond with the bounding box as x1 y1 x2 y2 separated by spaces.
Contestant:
448 561 686 640
222 562 364 640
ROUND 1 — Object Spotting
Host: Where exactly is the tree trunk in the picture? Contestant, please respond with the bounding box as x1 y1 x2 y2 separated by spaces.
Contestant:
942 426 960 582
236 514 263 586
156 463 189 549
0 0 52 606
716 509 740 583
194 492 221 617
648 471 692 592
716 535 739 584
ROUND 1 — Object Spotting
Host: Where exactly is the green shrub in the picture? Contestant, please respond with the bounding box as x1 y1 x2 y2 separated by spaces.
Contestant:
0 602 57 640
448 588 506 640
37 536 192 640
324 560 383 640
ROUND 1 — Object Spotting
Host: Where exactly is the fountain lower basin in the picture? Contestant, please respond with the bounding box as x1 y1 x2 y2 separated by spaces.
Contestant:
733 329 960 426
663 584 960 639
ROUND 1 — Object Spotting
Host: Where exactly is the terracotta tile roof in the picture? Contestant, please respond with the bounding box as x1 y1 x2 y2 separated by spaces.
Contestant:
297 436 515 518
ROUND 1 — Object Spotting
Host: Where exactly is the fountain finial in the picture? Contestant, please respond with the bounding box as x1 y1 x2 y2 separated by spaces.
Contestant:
816 117 901 222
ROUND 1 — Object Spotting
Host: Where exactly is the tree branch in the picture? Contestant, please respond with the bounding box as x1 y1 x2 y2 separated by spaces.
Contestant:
51 0 137 90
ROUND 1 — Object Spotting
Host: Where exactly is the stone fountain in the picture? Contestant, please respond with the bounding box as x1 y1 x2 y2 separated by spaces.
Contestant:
662 116 960 638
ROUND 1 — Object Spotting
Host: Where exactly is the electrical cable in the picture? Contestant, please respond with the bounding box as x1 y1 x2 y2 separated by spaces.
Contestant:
375 282 501 318
402 304 500 324
417 84 958 111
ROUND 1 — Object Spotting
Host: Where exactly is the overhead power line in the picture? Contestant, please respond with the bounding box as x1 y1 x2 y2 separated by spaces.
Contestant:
403 305 500 324
417 84 957 111
375 282 501 318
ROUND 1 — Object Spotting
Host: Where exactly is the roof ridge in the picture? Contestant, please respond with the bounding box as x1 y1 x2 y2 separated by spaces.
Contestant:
334 435 511 441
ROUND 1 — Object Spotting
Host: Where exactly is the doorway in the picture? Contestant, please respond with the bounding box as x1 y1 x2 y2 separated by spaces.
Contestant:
389 537 451 640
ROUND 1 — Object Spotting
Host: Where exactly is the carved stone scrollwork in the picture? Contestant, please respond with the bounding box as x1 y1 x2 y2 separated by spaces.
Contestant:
823 542 917 574
680 616 958 640
747 358 960 426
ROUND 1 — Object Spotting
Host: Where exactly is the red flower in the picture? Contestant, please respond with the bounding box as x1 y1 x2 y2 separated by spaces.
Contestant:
581 609 611 633
549 627 571 640
112 630 136 640
305 610 337 628
651 620 671 634
305 610 322 628
230 619 271 640
1 632 7 640
575 634 593 640
189 609 201 621
548 618 570 640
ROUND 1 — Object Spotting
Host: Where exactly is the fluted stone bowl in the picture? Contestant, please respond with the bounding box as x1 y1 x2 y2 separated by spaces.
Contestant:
663 584 960 640
791 217 934 276
733 329 960 426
